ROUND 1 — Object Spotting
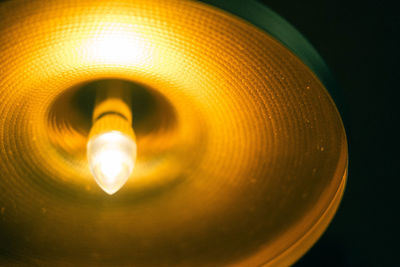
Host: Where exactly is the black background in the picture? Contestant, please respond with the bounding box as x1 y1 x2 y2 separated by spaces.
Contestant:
257 0 398 266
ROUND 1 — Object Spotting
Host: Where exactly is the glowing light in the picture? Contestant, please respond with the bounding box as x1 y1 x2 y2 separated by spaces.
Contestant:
87 131 136 195
82 23 150 65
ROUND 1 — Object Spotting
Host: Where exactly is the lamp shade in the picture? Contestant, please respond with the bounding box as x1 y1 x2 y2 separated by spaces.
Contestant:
0 0 347 266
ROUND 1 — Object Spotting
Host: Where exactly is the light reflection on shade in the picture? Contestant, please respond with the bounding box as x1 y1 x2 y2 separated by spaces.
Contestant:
0 0 348 265
82 23 151 65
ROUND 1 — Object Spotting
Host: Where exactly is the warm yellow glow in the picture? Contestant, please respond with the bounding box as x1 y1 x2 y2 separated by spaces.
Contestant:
87 131 137 195
82 23 151 65
0 0 348 265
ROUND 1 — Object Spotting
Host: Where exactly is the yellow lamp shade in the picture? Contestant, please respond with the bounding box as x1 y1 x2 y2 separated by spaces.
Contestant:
0 0 347 266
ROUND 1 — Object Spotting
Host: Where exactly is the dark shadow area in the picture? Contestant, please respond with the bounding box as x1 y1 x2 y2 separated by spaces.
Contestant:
295 236 354 266
258 0 398 265
50 78 177 138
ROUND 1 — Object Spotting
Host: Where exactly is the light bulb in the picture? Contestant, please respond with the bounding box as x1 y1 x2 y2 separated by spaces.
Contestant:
87 80 136 194
87 131 137 195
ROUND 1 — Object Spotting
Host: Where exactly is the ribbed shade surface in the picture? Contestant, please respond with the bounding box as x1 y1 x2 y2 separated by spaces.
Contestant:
0 0 347 266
